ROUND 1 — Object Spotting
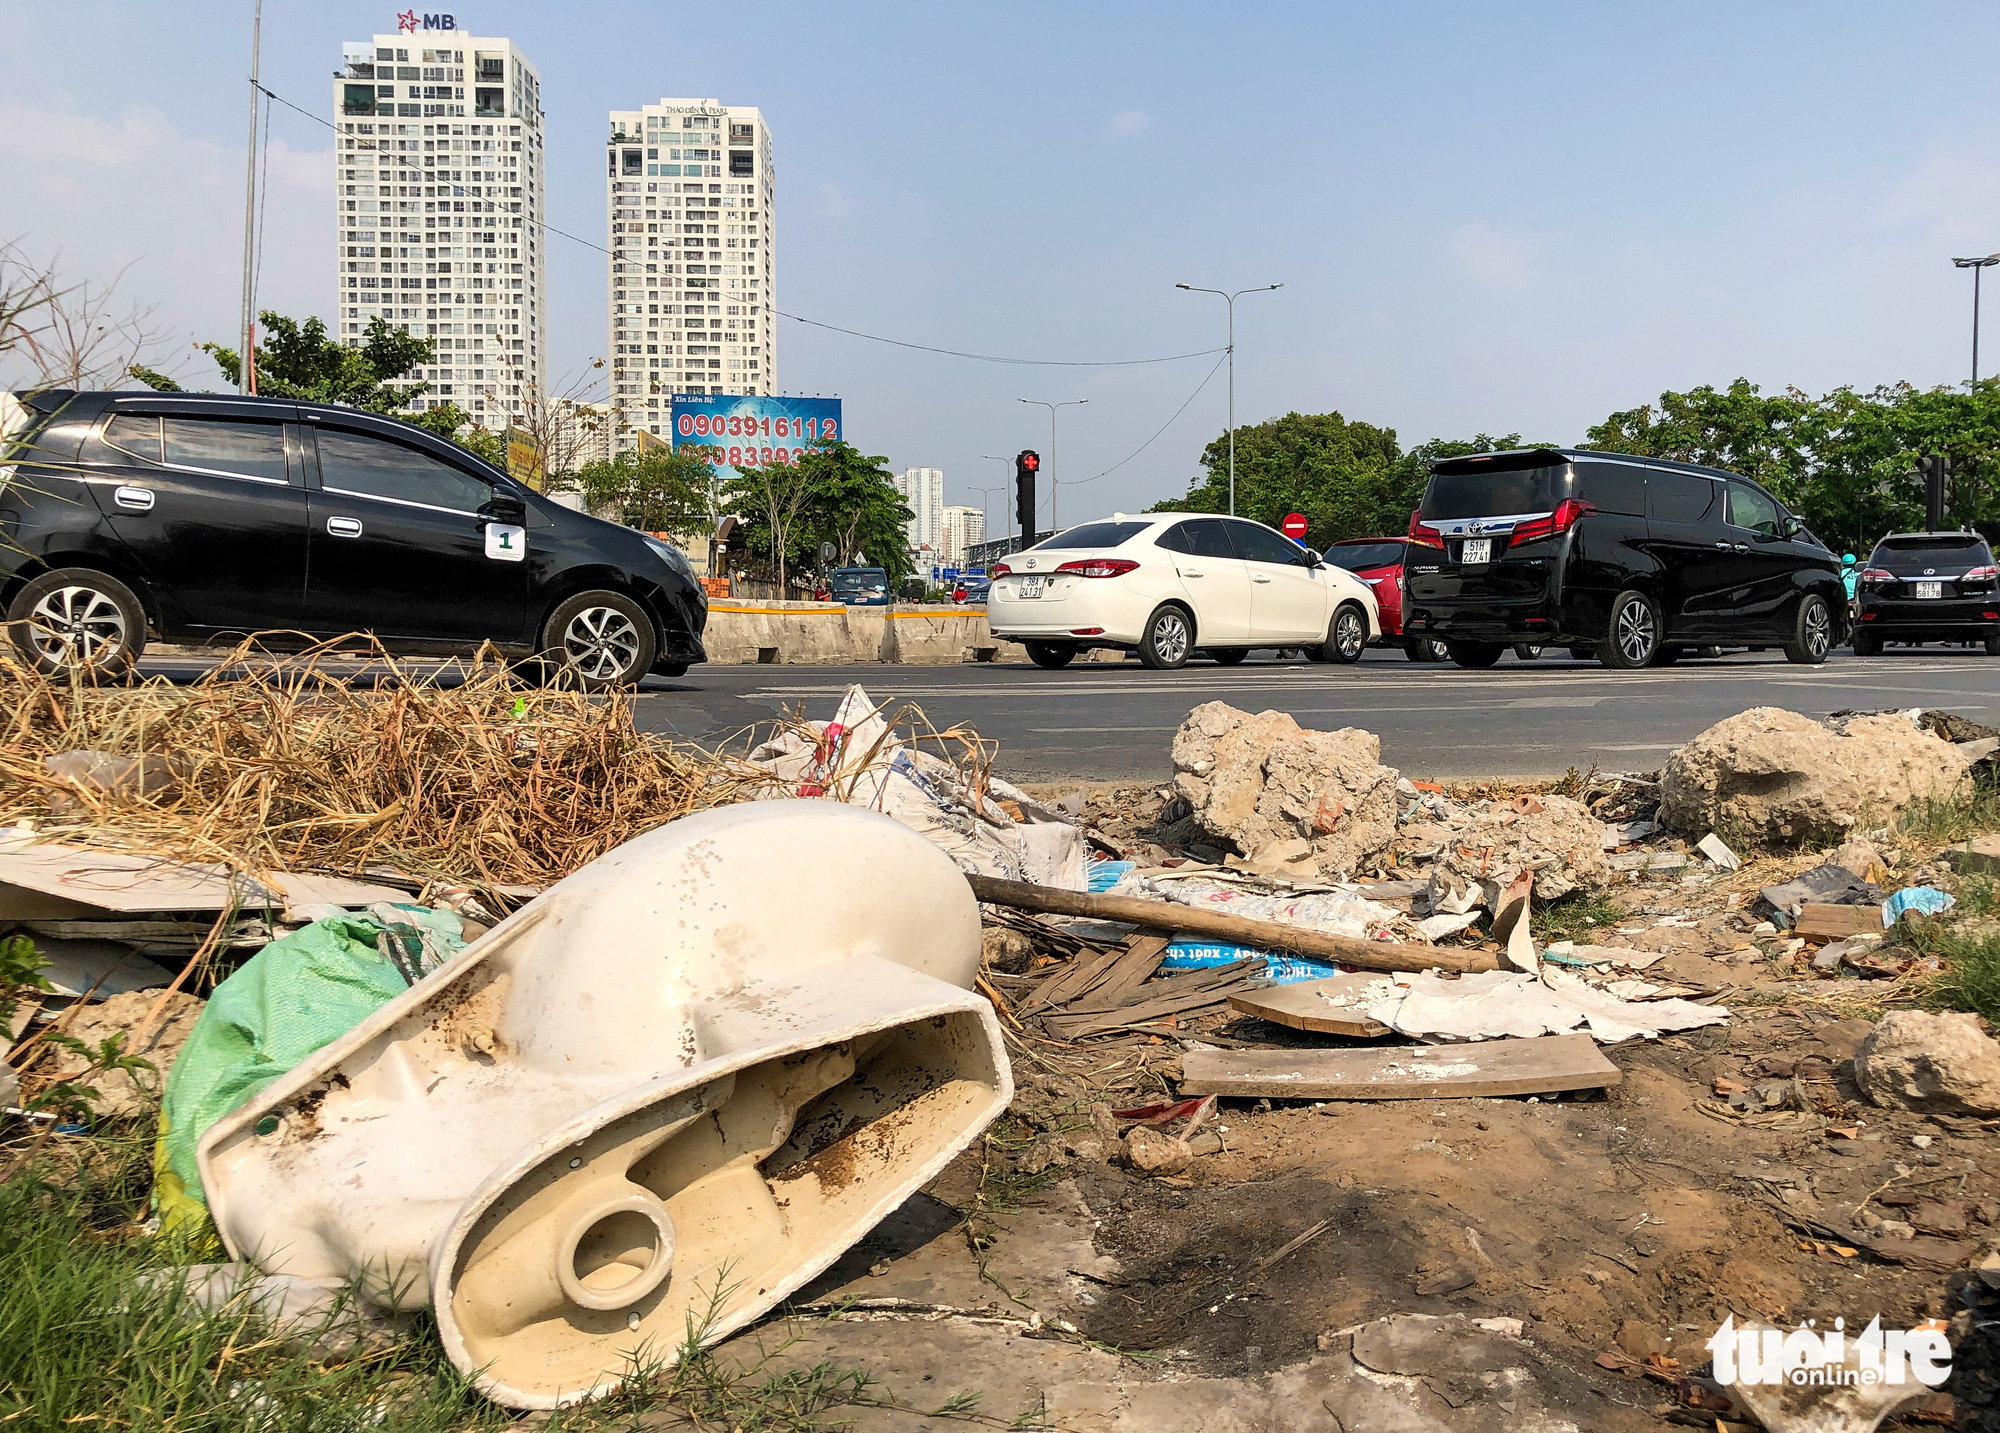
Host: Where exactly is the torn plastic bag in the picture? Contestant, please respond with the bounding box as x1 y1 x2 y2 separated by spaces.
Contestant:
153 904 465 1233
1108 869 1403 941
1158 938 1338 984
743 684 1087 888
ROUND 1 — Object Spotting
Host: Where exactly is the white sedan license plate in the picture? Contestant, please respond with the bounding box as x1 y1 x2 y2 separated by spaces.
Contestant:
1916 580 1943 599
1018 575 1045 599
1460 538 1492 565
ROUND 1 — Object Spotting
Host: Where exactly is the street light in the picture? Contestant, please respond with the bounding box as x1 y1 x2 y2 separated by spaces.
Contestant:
1952 253 2000 388
1017 398 1088 531
1176 281 1283 515
978 456 1013 540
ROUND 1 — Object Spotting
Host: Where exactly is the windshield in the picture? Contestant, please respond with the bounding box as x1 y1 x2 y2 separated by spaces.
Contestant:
1870 536 1992 574
831 568 886 592
1326 542 1405 571
1421 465 1573 520
1029 520 1151 551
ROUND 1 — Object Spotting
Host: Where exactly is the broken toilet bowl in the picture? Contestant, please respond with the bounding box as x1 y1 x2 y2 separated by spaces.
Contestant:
196 800 1010 1408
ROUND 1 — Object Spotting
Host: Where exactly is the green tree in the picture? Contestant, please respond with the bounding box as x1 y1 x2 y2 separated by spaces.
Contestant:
1150 411 1406 546
203 312 434 412
572 445 718 533
1581 378 1816 509
795 440 914 580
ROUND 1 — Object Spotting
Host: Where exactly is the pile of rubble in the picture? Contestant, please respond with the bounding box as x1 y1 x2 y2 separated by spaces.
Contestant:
10 681 2000 1430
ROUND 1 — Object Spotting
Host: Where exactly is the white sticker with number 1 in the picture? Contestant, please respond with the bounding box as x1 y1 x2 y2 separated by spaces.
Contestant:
485 523 526 562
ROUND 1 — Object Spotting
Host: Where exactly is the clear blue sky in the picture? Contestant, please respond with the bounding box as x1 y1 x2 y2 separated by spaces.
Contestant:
5 2 1998 529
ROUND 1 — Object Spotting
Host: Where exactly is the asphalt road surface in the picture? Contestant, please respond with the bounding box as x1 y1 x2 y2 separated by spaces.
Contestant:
624 647 2000 782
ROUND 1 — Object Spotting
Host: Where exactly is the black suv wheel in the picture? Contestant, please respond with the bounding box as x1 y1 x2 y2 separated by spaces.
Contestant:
1405 637 1449 662
1026 641 1077 669
1600 590 1660 669
1784 593 1834 665
5 568 148 681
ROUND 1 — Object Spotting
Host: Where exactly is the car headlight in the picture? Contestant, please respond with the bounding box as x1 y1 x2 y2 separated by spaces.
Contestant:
643 535 697 582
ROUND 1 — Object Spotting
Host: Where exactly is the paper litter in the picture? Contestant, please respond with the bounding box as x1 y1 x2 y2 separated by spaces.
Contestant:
1309 967 1729 1044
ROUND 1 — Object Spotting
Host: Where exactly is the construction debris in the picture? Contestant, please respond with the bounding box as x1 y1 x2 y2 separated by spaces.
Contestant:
1855 1010 2000 1116
1274 968 1730 1044
1168 702 1401 876
1422 792 1612 906
1660 706 1973 850
194 802 1011 1410
1179 1032 1621 1100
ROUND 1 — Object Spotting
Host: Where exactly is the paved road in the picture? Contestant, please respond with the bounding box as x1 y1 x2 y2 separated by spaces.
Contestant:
626 648 2000 782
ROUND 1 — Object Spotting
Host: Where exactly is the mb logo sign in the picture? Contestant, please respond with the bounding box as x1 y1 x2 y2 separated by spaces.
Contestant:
396 10 458 32
1706 1315 1950 1389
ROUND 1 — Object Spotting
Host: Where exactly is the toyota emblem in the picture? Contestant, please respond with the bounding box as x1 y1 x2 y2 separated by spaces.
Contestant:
1025 559 1038 570
1925 567 1936 575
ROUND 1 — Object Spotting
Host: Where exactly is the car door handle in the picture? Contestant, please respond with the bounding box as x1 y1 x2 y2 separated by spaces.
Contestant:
1252 576 1273 584
326 516 364 538
113 485 154 512
1181 569 1204 578
1713 541 1733 550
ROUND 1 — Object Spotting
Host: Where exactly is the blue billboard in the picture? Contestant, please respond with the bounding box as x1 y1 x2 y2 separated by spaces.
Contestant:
671 395 843 480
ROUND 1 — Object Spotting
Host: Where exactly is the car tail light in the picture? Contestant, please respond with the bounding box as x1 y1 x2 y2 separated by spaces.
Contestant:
1965 566 1998 581
989 561 1012 577
1055 558 1140 578
1407 509 1443 548
1069 627 1105 636
1861 568 1893 582
1506 499 1596 546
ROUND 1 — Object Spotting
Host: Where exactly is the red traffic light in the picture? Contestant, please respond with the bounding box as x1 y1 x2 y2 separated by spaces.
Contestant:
1019 451 1040 472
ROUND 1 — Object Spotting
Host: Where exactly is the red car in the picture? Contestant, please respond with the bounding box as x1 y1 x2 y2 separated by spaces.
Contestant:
1323 538 1450 661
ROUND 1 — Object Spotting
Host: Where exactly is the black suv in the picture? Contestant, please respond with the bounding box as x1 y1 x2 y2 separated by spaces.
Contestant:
1401 448 1844 668
1853 531 2000 655
0 390 707 686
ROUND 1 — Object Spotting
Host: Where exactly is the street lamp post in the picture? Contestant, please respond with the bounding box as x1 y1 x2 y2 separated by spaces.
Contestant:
1176 281 1283 515
978 456 1013 542
1017 398 1088 532
1952 253 2000 387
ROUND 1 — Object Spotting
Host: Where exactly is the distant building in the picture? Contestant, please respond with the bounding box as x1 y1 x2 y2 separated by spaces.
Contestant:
941 505 985 568
604 97 774 453
549 399 612 477
333 30 545 428
895 467 944 560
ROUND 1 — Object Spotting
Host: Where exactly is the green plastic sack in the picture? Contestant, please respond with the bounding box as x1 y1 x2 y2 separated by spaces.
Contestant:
154 906 464 1235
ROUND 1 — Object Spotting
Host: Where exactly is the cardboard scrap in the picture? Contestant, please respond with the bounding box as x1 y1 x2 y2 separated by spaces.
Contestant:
1284 968 1728 1045
0 831 411 920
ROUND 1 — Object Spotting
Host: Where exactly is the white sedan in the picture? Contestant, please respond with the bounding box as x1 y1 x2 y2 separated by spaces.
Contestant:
987 514 1380 669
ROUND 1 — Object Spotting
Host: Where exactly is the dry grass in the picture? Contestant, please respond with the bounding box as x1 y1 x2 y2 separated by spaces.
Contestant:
0 636 754 888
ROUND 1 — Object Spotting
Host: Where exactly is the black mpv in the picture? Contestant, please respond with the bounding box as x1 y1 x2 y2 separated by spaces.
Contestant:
0 390 708 686
1401 447 1845 668
1853 532 2000 655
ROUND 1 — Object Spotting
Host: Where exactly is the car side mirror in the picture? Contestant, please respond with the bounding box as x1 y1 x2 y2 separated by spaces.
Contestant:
1305 548 1323 567
481 492 527 523
1783 514 1806 539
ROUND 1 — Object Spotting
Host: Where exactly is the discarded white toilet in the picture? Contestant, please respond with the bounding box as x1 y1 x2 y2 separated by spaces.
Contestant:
198 801 1011 1408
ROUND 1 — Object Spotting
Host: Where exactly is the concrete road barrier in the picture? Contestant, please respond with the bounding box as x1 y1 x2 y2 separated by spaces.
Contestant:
706 601 1033 664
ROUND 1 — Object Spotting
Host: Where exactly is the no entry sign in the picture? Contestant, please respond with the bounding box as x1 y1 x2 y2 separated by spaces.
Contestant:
1281 512 1309 541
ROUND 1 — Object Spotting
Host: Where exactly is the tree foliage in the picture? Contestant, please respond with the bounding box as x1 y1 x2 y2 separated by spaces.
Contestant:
723 442 915 591
1584 378 2000 552
203 312 434 412
571 445 719 533
1151 412 1536 547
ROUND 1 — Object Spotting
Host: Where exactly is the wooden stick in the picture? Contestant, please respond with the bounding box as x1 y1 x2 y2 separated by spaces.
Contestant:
964 874 1499 976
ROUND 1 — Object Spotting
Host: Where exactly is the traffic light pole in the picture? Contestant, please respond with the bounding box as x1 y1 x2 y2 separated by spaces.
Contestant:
1018 398 1086 534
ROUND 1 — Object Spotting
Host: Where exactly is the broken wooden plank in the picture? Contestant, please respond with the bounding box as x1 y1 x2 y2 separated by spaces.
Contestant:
1061 950 1242 1017
1795 903 1884 939
965 873 1499 975
1178 1032 1621 1100
1087 934 1172 1005
1227 974 1392 1038
1019 943 1128 1015
1044 961 1266 1038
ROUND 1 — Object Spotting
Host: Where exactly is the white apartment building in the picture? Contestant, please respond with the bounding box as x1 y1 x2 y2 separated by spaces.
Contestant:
605 99 774 452
334 31 545 429
941 505 986 569
895 467 944 560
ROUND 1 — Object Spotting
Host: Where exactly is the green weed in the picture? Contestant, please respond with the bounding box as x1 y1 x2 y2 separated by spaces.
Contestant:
1534 891 1623 944
1896 768 2000 848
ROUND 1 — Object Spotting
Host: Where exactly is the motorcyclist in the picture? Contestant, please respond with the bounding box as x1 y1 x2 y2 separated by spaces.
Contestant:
1841 553 1860 601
